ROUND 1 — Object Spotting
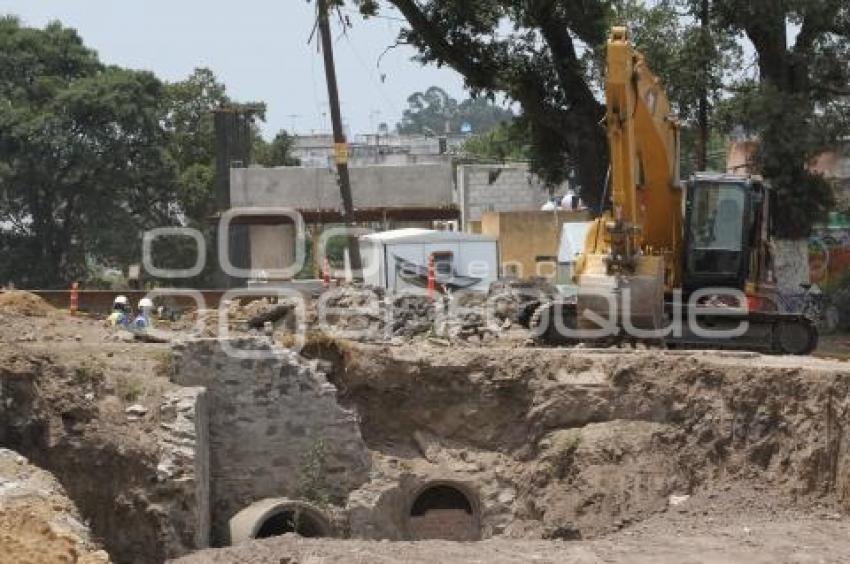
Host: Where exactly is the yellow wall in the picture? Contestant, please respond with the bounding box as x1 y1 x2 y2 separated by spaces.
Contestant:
481 210 590 280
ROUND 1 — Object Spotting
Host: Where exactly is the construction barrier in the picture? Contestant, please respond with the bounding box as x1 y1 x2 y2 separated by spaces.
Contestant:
427 255 436 302
322 257 331 290
69 282 79 315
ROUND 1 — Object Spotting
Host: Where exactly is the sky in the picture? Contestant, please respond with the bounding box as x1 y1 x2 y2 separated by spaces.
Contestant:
0 0 467 137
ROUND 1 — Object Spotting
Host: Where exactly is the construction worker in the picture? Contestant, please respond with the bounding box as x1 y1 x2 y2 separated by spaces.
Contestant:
132 297 155 330
107 295 131 327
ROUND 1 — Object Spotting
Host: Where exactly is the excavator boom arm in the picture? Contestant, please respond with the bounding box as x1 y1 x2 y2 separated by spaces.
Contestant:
599 26 683 286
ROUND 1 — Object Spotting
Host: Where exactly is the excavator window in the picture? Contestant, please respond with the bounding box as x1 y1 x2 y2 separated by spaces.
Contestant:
685 181 750 286
689 184 746 252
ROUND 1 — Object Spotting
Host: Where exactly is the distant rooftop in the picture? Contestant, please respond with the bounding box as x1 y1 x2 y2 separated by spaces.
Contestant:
360 228 496 244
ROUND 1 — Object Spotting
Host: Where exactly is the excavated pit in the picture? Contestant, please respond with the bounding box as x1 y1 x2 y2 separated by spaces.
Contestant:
5 314 850 562
327 344 850 540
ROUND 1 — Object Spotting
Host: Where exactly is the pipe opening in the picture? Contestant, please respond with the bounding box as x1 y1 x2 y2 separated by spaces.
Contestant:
255 509 326 539
409 484 479 541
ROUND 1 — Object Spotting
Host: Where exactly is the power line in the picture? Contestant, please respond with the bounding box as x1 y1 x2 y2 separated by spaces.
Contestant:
338 28 402 123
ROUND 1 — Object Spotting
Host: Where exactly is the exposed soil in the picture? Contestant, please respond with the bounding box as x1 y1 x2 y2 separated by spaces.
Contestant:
314 342 850 548
0 296 185 563
0 290 56 317
0 448 111 564
815 332 850 361
174 483 850 563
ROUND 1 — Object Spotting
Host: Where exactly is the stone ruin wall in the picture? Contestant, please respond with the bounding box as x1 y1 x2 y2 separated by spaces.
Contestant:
168 338 371 544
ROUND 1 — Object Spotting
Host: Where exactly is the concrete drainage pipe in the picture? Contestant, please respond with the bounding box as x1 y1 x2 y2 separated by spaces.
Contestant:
229 498 333 544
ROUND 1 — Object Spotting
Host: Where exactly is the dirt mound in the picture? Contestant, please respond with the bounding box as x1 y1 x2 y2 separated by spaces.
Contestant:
0 448 110 564
0 291 54 317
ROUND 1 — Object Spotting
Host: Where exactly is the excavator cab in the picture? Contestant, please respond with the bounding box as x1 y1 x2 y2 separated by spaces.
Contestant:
682 174 763 293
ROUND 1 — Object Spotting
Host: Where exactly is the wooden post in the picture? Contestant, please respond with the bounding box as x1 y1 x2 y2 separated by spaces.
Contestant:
317 0 362 278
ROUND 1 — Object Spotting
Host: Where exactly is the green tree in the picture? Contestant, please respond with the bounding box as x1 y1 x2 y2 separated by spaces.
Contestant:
582 1 740 176
397 86 514 135
163 68 229 222
254 130 301 167
0 17 178 287
711 0 850 237
462 121 530 162
357 0 611 206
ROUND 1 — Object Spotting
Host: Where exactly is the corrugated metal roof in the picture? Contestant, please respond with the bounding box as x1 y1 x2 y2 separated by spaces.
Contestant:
360 228 497 244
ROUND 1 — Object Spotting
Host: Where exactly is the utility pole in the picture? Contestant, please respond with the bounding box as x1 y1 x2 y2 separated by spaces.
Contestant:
317 0 362 277
697 0 710 171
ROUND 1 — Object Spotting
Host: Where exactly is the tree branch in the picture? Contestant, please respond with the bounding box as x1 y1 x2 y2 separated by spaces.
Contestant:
534 8 603 117
388 0 506 91
794 3 843 54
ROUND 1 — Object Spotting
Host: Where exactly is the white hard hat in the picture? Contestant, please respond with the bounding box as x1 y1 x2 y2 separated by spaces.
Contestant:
138 298 154 309
114 295 129 306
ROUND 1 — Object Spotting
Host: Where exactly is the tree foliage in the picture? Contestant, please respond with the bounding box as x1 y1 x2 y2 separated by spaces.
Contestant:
397 86 514 135
710 0 850 238
357 0 738 203
462 121 530 162
356 0 611 201
0 18 300 287
583 1 741 176
356 0 850 236
254 130 301 167
0 17 178 287
163 67 229 223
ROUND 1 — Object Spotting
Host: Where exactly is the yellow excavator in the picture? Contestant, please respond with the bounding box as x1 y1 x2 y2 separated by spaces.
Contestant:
529 27 817 355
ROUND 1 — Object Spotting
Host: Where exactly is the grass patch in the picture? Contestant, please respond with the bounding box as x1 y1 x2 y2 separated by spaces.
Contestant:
114 373 144 403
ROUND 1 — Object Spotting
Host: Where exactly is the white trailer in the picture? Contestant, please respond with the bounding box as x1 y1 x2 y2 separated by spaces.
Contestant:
359 229 499 293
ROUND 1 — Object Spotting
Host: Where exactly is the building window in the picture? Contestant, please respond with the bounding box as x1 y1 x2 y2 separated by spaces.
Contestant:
431 252 454 278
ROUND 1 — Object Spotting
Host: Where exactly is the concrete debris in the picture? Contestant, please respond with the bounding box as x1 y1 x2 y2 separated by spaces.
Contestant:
320 286 488 341
154 285 523 346
125 404 148 418
668 495 690 507
245 303 297 330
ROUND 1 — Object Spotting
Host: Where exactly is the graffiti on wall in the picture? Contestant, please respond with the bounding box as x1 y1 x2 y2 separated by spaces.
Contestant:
809 228 850 285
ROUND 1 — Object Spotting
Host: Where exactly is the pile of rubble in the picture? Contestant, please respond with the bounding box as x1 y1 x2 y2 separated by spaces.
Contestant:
389 294 436 338
317 286 496 342
314 286 437 340
168 297 304 338
163 286 513 344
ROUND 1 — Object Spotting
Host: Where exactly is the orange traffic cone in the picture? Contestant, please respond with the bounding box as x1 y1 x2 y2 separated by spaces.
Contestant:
69 282 80 315
427 255 436 302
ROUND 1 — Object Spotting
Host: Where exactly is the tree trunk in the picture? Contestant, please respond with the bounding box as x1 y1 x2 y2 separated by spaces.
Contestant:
697 0 710 171
573 121 609 212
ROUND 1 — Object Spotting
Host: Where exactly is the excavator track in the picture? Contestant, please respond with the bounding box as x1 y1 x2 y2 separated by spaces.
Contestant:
529 300 819 355
529 300 579 346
